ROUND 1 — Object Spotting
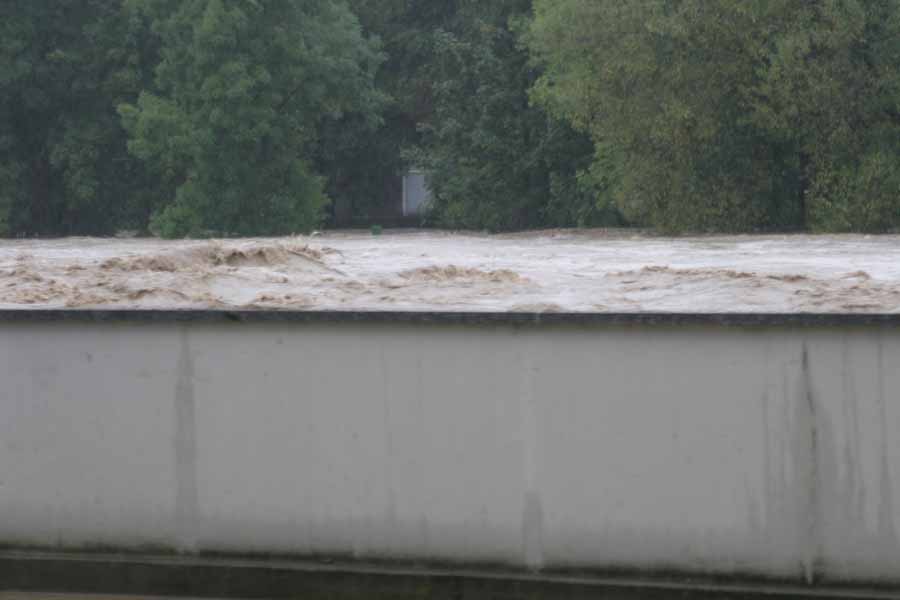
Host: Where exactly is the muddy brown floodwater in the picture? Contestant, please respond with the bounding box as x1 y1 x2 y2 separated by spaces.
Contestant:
1 230 899 312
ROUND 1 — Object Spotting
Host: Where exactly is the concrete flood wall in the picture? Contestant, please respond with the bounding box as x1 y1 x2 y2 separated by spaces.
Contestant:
1 311 899 586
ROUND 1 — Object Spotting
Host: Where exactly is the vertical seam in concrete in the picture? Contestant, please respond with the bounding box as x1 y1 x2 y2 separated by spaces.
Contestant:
876 331 897 547
379 341 398 541
841 333 864 526
801 343 821 584
520 332 543 571
761 389 772 532
175 325 199 552
414 335 430 555
762 334 774 532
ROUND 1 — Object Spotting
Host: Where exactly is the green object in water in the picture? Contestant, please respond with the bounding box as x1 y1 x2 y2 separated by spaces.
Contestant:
371 225 383 236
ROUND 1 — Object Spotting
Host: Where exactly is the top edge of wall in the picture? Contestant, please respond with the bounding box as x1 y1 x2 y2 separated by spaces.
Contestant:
0 309 898 328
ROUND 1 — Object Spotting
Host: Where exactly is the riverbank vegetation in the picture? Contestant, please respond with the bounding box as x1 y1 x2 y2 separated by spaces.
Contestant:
2 1 898 237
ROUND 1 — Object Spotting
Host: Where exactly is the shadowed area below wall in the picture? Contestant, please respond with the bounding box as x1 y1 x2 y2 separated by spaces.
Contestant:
2 551 900 600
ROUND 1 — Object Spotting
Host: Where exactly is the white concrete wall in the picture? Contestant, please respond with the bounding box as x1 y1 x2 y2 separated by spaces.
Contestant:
0 320 898 583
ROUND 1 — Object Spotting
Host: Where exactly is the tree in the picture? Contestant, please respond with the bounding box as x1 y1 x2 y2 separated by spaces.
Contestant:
525 0 900 233
121 0 384 237
526 1 796 232
409 0 610 231
321 0 460 225
747 1 900 231
0 0 158 236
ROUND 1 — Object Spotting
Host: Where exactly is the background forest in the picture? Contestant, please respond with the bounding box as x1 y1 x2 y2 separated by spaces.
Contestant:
2 0 899 237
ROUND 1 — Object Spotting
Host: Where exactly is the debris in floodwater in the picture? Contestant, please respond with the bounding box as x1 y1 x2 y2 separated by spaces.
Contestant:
398 265 528 283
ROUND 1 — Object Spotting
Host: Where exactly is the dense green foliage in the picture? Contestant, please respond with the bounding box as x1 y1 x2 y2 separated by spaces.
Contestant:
1 0 381 238
121 0 383 237
0 1 158 236
1 0 898 236
526 0 900 232
321 0 445 223
344 0 618 230
411 0 616 230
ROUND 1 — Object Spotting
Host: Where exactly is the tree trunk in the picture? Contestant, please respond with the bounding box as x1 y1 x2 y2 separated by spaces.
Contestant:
29 155 51 236
798 152 810 231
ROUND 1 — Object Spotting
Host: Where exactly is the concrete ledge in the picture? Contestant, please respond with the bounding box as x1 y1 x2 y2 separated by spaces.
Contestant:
1 551 899 600
0 309 898 327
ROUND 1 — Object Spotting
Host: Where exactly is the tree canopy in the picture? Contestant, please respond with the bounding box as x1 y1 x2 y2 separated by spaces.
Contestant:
121 0 384 237
525 0 900 232
410 0 614 230
0 0 158 236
